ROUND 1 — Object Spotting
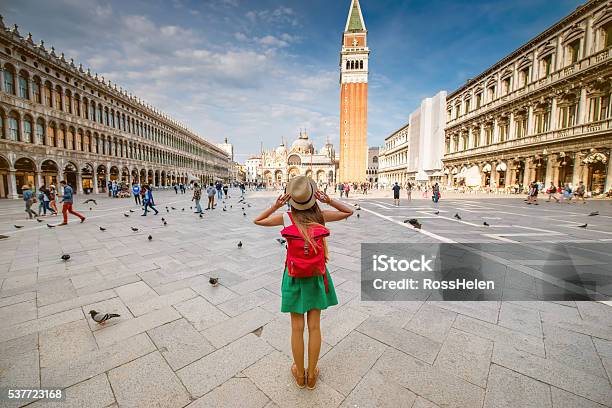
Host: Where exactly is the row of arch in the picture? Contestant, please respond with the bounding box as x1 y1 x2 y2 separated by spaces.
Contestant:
1 61 224 160
345 60 364 70
0 107 227 173
0 154 219 198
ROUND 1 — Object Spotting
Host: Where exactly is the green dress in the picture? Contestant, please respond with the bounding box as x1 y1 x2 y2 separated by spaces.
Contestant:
281 267 338 314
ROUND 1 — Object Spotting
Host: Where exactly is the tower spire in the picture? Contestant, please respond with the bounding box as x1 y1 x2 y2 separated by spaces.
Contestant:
345 0 366 32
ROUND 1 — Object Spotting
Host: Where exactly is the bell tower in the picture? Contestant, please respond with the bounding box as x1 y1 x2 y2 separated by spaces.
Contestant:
339 0 369 183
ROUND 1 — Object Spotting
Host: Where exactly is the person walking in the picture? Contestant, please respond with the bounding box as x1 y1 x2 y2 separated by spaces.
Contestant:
22 185 38 219
562 183 572 203
49 185 58 214
37 186 47 216
192 183 203 213
173 183 178 194
206 182 216 209
43 186 57 216
338 183 344 198
574 181 586 203
141 185 159 216
253 176 353 390
406 182 412 201
132 183 141 205
107 180 112 197
546 182 560 203
343 183 350 198
432 182 441 208
59 181 85 224
223 183 229 199
215 181 223 200
392 182 401 206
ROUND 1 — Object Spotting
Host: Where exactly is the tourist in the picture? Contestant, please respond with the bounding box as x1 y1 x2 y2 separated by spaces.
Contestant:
173 183 178 194
392 182 401 206
546 182 559 203
432 182 441 207
206 182 216 209
141 185 159 216
239 182 246 196
132 183 141 205
215 180 223 200
526 181 539 205
574 181 586 203
562 183 573 203
344 183 350 198
192 183 203 214
59 180 85 224
406 181 412 201
253 176 353 390
22 184 38 219
111 181 118 198
107 180 112 197
223 183 229 199
338 183 344 198
49 185 58 214
37 186 47 216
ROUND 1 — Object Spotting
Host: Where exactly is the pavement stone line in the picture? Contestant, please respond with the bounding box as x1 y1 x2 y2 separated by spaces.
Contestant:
0 189 611 408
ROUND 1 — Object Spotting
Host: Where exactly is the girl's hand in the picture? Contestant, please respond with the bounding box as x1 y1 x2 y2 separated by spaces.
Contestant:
315 191 331 204
273 193 290 209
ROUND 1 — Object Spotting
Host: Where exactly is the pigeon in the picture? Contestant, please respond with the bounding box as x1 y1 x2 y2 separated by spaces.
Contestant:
276 238 286 245
434 211 440 215
163 221 167 226
147 235 152 241
129 209 134 213
89 207 92 211
190 206 193 210
61 254 70 261
404 219 422 229
124 213 129 218
589 211 599 216
230 205 233 209
247 204 251 208
171 206 177 210
222 208 227 212
209 277 219 286
165 206 169 210
166 208 170 213
161 217 165 222
131 227 139 232
37 218 43 223
454 213 462 220
47 224 56 228
237 241 243 248
83 199 97 205
14 225 24 229
578 224 588 228
199 214 203 218
89 310 120 324
243 212 247 216
357 213 360 218
483 222 490 227
182 208 185 211
99 226 106 231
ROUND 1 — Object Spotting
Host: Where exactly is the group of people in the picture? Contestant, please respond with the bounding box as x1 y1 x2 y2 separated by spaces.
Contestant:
391 181 440 206
336 182 371 197
173 183 188 194
22 181 85 224
190 181 231 213
528 181 587 205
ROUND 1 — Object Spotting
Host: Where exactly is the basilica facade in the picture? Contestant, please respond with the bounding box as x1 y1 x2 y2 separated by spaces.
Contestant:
443 0 612 195
0 17 230 199
259 131 337 187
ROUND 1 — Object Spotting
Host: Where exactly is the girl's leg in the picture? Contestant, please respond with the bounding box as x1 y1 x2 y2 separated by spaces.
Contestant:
306 309 322 383
290 313 306 381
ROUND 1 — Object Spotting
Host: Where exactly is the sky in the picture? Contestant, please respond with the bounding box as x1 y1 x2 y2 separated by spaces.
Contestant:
3 0 583 161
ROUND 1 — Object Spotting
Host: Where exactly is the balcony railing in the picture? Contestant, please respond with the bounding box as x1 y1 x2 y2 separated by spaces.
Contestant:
446 47 612 128
443 118 612 160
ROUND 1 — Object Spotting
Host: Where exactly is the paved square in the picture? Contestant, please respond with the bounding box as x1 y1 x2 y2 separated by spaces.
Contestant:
0 190 611 408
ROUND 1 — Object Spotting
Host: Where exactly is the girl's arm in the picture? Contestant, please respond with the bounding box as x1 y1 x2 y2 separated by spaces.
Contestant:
317 191 354 222
253 193 290 227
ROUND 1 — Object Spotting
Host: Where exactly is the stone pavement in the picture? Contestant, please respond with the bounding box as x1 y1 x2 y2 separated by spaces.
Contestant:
0 189 611 408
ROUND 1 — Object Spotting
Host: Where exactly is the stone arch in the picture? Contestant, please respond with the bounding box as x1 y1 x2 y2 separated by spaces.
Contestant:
288 167 300 178
14 156 36 194
0 154 10 198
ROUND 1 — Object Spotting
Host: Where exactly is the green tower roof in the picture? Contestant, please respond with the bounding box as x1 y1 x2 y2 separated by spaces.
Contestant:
346 0 366 32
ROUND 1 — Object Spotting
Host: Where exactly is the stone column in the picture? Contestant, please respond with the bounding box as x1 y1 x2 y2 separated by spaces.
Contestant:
93 167 99 195
479 124 485 146
523 158 532 190
76 170 83 194
578 87 588 125
545 155 554 185
8 170 18 199
550 97 558 130
493 118 499 144
572 152 583 188
508 113 516 140
35 171 42 190
490 165 498 189
605 150 612 193
527 105 535 136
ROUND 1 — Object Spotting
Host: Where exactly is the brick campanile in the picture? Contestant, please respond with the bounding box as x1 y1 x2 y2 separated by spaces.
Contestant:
339 0 369 183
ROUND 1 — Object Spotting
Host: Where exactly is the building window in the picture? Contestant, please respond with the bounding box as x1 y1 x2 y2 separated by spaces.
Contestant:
104 109 109 126
464 98 471 112
567 39 581 64
487 85 496 102
541 55 553 77
502 77 511 95
535 108 550 133
485 126 493 145
475 93 482 109
499 121 508 142
519 68 529 88
54 87 62 111
75 97 81 116
447 109 451 121
559 101 578 128
473 129 480 147
45 83 52 106
65 92 72 114
515 116 527 138
590 94 611 121
36 121 44 144
605 21 612 48
90 102 96 121
455 105 460 118
96 105 102 123
23 118 32 143
4 69 15 95
8 115 19 141
32 80 41 103
18 74 28 99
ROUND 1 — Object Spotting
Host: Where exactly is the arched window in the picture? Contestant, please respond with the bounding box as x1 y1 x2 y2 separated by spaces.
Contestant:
96 104 102 123
90 101 96 121
110 109 115 128
18 71 29 99
65 90 72 114
104 108 109 126
359 60 363 69
44 82 52 106
3 68 15 95
350 61 354 70
47 123 56 147
23 116 33 143
122 114 126 131
54 86 63 110
346 61 350 70
32 77 42 104
36 119 44 145
74 94 81 117
0 114 4 139
8 112 19 141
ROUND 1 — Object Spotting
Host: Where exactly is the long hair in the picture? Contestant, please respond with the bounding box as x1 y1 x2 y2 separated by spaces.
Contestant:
290 202 329 261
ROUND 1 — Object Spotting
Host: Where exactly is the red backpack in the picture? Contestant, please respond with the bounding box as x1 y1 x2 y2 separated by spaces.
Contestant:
281 212 330 292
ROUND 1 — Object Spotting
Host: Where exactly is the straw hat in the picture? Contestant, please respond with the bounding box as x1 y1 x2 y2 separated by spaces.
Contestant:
287 176 318 210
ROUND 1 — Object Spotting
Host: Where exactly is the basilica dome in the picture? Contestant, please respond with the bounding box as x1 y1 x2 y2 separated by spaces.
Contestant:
290 131 314 154
276 142 288 157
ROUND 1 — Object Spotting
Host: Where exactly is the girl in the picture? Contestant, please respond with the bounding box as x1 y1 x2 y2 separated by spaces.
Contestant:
49 185 58 215
253 176 353 390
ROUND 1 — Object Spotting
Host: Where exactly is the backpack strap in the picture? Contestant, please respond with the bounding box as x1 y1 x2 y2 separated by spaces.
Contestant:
283 212 292 227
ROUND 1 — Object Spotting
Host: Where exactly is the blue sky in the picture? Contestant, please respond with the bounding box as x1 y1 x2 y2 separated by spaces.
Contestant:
3 0 582 160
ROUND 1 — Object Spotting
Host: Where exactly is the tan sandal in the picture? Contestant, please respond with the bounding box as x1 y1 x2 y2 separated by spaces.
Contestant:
307 367 319 390
291 364 306 389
